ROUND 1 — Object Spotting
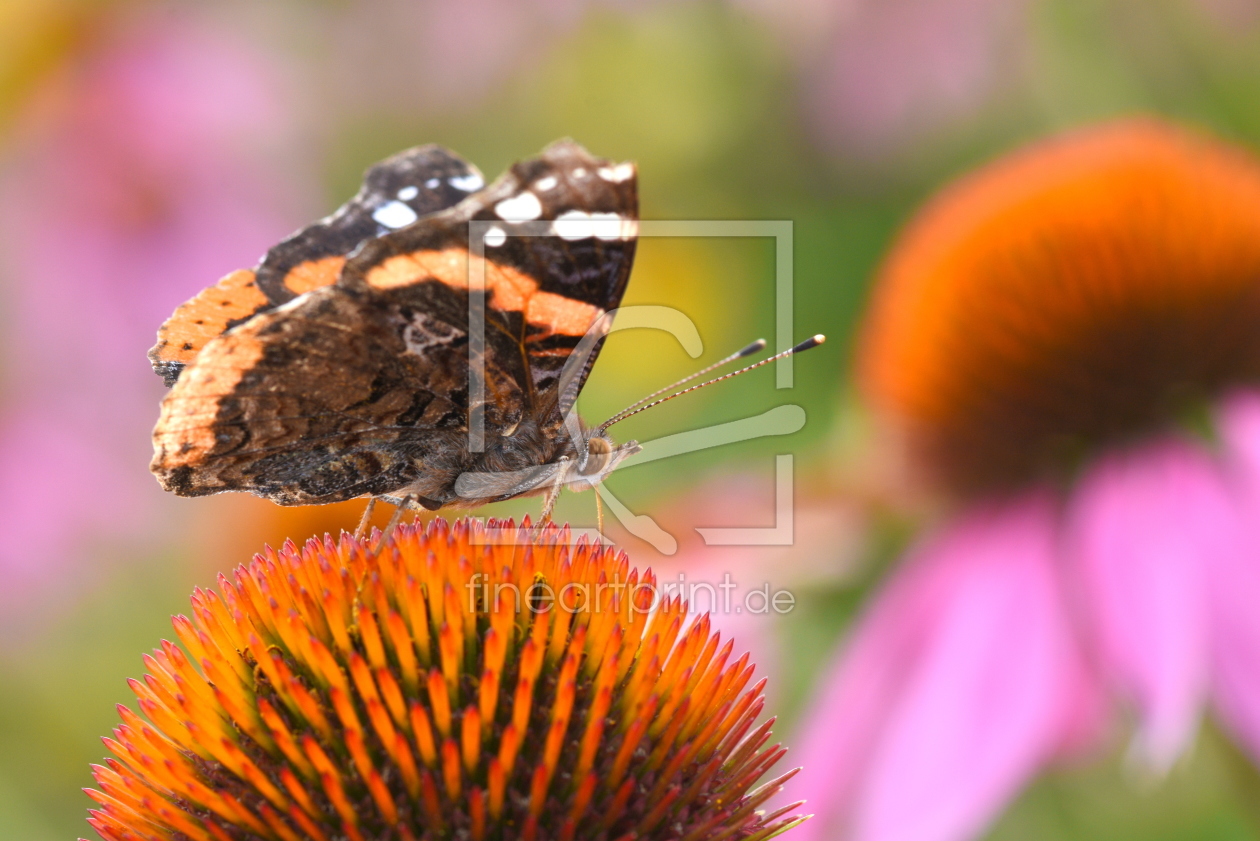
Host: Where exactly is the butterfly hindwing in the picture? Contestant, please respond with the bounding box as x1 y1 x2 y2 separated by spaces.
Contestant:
154 284 470 504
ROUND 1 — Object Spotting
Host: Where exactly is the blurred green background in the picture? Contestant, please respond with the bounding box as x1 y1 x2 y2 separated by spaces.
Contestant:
3 1 1260 839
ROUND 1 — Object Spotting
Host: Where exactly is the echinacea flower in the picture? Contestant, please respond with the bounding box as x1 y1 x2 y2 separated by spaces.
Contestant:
792 119 1260 841
84 518 805 841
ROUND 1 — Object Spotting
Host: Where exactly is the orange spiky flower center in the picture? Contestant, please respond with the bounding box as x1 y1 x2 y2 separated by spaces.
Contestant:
860 118 1260 497
84 518 804 841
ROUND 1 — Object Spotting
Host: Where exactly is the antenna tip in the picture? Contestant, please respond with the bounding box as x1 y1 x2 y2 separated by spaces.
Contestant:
738 339 768 357
791 334 826 353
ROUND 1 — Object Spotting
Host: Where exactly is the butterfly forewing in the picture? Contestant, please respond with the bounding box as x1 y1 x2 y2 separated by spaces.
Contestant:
148 145 482 386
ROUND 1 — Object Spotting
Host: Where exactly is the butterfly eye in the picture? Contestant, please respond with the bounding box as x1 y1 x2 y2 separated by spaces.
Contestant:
580 436 613 476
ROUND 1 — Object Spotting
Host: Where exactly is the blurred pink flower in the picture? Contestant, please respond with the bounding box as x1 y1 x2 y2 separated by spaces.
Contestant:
743 0 1029 159
316 0 587 117
0 12 309 636
793 120 1260 840
1195 0 1260 30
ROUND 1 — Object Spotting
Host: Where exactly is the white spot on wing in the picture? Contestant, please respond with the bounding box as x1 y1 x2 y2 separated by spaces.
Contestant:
554 210 590 240
425 177 440 188
593 212 636 240
553 210 635 241
484 226 507 247
397 185 419 200
534 175 558 191
494 191 543 222
597 162 635 183
572 167 588 179
449 173 484 191
373 201 419 228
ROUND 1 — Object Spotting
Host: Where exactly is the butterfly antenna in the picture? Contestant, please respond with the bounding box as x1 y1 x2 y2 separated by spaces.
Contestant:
598 334 825 432
602 338 767 427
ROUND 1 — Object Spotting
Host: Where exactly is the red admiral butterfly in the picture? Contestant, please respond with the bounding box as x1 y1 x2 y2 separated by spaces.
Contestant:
150 140 822 523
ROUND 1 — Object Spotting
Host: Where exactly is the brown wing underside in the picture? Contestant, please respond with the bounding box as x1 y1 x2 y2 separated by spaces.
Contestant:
152 283 532 505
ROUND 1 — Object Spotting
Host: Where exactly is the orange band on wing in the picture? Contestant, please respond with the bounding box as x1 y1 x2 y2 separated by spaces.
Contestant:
150 269 269 367
284 255 345 296
523 291 601 341
152 326 268 470
365 247 602 337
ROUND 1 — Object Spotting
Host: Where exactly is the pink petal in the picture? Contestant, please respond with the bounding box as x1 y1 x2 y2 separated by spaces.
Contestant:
1064 438 1232 770
1206 391 1260 758
1218 389 1260 481
790 494 1091 841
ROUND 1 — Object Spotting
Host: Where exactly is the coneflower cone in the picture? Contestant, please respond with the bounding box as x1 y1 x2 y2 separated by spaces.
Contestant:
84 518 805 841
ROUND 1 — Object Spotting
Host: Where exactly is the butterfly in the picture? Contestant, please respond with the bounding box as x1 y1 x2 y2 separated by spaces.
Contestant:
150 140 643 519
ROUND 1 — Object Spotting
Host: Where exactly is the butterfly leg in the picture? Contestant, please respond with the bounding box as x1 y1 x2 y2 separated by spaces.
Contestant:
354 497 378 538
536 457 570 532
381 495 416 540
594 488 605 538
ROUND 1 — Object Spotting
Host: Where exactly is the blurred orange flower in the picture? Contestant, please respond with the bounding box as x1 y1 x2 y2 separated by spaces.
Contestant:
861 118 1260 497
795 119 1260 841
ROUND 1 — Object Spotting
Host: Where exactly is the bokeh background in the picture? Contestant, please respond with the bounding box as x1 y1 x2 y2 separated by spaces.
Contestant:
3 1 1260 839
